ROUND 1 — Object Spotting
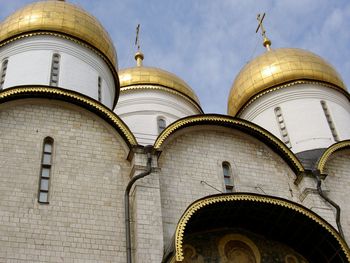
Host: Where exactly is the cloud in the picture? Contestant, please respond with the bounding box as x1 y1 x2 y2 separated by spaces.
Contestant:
1 0 349 113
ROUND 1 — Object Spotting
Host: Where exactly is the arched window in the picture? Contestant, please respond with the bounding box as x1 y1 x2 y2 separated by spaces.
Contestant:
321 100 339 142
222 162 234 193
38 137 54 203
274 107 292 148
0 58 8 90
98 76 102 102
157 117 166 134
50 53 60 86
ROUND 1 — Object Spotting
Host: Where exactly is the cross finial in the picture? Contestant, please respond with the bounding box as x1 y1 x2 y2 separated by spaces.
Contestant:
134 24 144 67
256 13 272 51
135 24 141 51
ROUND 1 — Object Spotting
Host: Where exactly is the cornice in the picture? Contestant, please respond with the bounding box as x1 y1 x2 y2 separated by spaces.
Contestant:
0 86 137 147
120 85 203 114
317 140 350 174
154 114 304 174
236 80 349 117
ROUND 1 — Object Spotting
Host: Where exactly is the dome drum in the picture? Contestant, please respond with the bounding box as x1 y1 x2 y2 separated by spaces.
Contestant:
0 0 120 109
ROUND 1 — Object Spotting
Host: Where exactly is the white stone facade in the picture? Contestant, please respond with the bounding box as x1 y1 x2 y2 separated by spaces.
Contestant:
0 100 130 262
0 1 350 262
0 35 116 109
114 87 202 145
239 83 350 153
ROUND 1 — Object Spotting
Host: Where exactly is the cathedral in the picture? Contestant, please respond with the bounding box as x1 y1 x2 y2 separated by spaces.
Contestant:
0 1 350 262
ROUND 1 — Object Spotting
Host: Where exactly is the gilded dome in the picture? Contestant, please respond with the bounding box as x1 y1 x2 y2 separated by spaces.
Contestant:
119 65 201 107
228 48 346 116
0 0 117 67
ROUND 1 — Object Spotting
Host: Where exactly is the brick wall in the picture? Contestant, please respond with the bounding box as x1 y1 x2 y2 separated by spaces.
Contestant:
0 99 130 262
324 149 350 244
158 126 299 247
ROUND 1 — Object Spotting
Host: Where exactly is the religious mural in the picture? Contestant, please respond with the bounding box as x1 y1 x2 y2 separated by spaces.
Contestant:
182 229 309 263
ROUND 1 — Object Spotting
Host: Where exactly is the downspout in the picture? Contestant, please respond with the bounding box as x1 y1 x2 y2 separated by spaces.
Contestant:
125 145 153 263
313 169 344 239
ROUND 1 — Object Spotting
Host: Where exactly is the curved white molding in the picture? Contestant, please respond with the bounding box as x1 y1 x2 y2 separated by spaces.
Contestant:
115 87 201 145
239 83 350 153
240 84 350 120
0 35 115 109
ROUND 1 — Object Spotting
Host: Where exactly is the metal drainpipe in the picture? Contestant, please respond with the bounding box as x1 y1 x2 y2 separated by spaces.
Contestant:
124 145 153 263
313 169 345 239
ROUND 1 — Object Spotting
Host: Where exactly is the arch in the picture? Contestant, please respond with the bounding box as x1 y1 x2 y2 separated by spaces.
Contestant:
173 193 350 262
0 86 137 148
317 140 350 174
154 114 304 175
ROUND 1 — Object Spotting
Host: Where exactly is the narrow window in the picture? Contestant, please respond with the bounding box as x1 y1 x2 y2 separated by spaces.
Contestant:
50 53 60 86
274 107 292 148
98 76 102 102
321 100 339 142
222 162 234 193
38 137 54 204
157 117 166 134
0 58 9 90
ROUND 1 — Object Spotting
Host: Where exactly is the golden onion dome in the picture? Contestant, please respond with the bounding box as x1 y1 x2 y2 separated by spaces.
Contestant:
228 48 347 116
119 53 201 108
0 0 117 67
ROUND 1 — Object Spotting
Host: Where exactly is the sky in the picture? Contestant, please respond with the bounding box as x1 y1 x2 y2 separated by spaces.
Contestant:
1 0 350 114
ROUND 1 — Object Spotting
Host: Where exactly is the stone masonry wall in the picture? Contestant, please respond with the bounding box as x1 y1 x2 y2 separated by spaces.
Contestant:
0 100 131 262
323 149 350 244
158 126 300 248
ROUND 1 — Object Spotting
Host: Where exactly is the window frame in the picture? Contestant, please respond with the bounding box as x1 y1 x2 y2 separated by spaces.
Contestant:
157 117 166 134
222 161 234 193
38 137 54 204
98 76 102 102
320 100 339 142
274 106 292 148
50 53 60 87
0 58 9 90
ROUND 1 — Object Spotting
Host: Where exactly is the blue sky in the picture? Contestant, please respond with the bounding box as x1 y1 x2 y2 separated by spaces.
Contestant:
1 0 350 113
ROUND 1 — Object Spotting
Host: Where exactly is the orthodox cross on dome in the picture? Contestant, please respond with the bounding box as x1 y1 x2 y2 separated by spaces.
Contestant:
256 13 272 51
135 24 141 51
134 24 144 67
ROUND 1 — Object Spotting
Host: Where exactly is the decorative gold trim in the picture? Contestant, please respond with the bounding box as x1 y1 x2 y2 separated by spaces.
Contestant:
0 0 116 66
317 140 350 174
236 80 349 116
0 31 120 108
120 85 203 113
0 86 137 147
174 194 350 261
154 114 304 174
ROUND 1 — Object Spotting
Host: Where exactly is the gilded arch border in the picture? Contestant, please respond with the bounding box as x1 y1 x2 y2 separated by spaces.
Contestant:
317 140 350 174
0 86 137 147
154 114 304 175
173 193 350 262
